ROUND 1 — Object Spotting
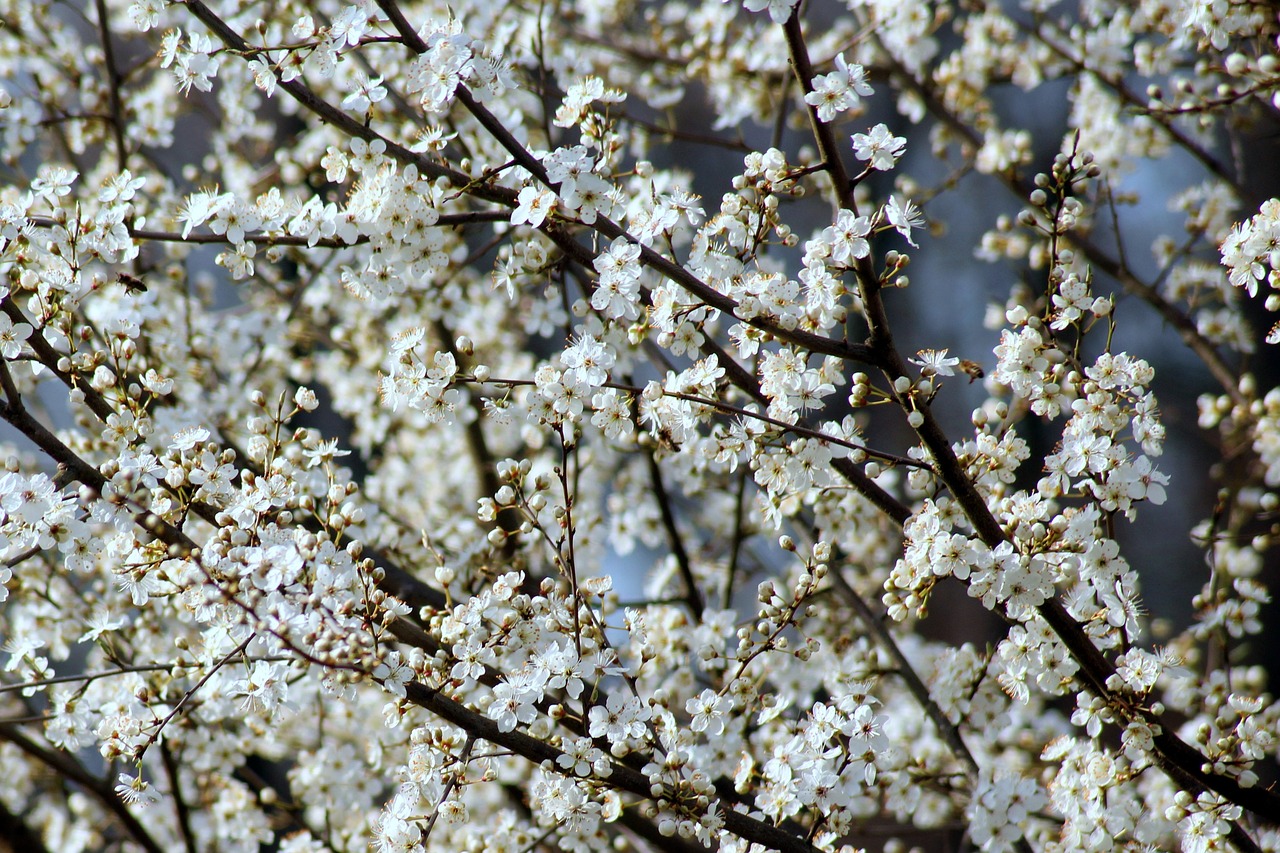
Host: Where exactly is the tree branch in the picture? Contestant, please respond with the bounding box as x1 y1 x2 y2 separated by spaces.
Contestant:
0 722 164 853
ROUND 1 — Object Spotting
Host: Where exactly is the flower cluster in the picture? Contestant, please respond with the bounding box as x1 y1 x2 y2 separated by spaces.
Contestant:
1 2 1279 853
1221 199 1280 343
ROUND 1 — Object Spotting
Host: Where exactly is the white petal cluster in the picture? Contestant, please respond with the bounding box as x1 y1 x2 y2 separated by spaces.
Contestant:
2 2 1280 853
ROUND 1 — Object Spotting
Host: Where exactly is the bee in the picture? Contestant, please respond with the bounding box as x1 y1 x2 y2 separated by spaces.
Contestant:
655 427 682 452
116 273 148 294
958 360 985 383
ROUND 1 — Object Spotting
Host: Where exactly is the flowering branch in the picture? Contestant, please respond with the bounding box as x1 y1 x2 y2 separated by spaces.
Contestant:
0 721 164 853
4 2 1280 852
784 6 1279 843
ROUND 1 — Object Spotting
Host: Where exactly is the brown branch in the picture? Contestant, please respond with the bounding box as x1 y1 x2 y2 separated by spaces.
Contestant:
470 373 928 472
778 8 927 508
159 742 198 853
787 9 1280 842
1 299 117 424
370 0 881 365
372 1 912 537
0 797 51 853
1005 5 1251 206
617 110 753 152
26 212 509 251
782 13 857 213
907 52 1275 851
643 449 703 618
93 0 129 172
873 46 1247 408
2 295 447 620
827 563 980 777
0 722 164 853
0 662 213 694
764 8 986 771
402 680 822 853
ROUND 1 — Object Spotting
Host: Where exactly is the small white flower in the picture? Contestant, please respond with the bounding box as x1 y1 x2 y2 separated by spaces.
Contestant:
742 0 800 24
851 124 906 171
883 195 924 247
115 773 161 807
342 72 387 113
0 313 32 359
511 185 557 228
910 348 959 376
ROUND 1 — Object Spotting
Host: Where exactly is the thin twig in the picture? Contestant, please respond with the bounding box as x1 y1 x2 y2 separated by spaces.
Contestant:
644 449 704 618
0 722 165 853
93 0 129 173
